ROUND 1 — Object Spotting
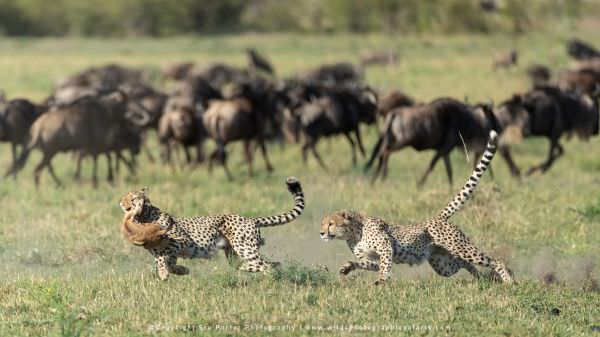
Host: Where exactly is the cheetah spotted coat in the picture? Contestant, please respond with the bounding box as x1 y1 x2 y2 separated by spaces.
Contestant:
120 177 304 280
320 131 513 284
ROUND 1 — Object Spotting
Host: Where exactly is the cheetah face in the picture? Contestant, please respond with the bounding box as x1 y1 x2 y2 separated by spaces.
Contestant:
119 188 149 215
320 213 349 242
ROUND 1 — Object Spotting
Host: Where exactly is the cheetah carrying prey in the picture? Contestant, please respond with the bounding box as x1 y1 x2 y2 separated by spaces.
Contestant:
119 177 305 280
320 130 513 285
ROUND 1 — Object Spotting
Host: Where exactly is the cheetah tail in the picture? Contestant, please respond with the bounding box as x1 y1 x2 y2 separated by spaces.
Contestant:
254 176 305 227
436 130 498 221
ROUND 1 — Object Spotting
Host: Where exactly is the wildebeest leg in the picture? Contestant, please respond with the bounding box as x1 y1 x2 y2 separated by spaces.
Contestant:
130 149 137 167
195 141 205 164
222 152 233 181
371 153 385 184
143 142 155 163
499 145 521 177
34 154 52 187
301 141 310 164
258 140 274 173
183 146 192 165
371 142 400 184
442 154 453 186
381 149 392 180
311 143 328 171
244 140 254 176
207 149 217 174
117 151 136 175
7 143 17 179
343 132 358 166
354 127 366 157
91 155 99 188
115 152 121 174
526 139 563 175
74 154 83 181
46 159 61 187
417 152 444 187
106 153 114 183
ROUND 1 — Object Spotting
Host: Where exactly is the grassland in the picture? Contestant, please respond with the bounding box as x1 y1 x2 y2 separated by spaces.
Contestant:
0 29 599 336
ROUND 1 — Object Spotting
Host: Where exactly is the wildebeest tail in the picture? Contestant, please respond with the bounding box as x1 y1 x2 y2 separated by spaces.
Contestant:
253 176 305 227
436 130 498 221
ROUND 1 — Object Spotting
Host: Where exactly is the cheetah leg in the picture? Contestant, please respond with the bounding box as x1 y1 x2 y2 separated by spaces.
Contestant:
154 255 188 280
442 243 513 283
428 252 480 278
223 246 242 268
154 255 171 280
341 246 392 285
231 243 270 273
167 255 189 276
338 258 379 276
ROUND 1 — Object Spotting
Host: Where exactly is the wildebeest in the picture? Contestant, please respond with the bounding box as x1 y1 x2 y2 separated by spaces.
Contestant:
202 78 281 179
567 38 600 60
285 84 378 169
0 95 44 177
190 63 249 89
376 90 416 117
493 50 518 70
559 65 600 96
56 63 146 91
526 64 551 86
159 77 222 164
360 51 398 67
9 91 149 187
494 86 599 176
297 63 363 85
365 98 499 185
162 62 195 81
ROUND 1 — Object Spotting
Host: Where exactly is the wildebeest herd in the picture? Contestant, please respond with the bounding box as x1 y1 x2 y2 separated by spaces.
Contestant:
0 38 598 187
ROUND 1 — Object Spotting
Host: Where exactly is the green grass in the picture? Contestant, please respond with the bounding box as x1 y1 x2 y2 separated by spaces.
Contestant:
0 30 599 336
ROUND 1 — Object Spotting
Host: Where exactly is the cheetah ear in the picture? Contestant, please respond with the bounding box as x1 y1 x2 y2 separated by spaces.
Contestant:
141 187 149 196
338 210 353 223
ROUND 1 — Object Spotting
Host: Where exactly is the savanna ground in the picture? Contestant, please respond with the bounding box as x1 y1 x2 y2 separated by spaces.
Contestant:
1 28 599 336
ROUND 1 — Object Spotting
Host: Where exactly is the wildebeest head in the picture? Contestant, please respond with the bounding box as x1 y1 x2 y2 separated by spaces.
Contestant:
494 94 530 142
357 86 378 125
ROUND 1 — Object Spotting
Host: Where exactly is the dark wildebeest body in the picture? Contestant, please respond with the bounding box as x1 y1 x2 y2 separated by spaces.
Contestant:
495 86 599 176
202 79 280 179
366 98 498 186
9 92 147 187
294 85 377 169
0 98 42 177
567 39 600 60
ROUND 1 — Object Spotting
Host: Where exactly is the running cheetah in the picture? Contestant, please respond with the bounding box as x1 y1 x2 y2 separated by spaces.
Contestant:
119 177 305 280
320 131 513 285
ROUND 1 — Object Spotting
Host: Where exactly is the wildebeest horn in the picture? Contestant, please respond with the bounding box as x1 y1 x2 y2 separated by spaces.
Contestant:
486 97 495 108
125 109 151 127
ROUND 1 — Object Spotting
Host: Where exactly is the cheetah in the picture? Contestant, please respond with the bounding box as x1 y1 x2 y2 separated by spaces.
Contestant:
320 130 513 285
119 177 305 280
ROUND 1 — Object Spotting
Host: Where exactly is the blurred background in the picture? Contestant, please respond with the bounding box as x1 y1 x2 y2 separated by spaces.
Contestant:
0 0 596 37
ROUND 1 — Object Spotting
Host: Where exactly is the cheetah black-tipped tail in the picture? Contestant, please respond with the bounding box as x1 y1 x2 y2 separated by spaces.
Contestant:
254 176 305 227
436 130 498 221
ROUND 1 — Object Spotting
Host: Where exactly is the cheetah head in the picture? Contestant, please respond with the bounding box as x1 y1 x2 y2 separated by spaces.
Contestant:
119 187 149 216
320 211 356 242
